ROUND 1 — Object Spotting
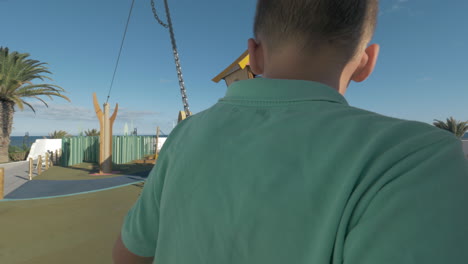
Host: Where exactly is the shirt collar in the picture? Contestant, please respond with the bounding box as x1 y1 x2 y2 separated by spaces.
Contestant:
222 78 348 105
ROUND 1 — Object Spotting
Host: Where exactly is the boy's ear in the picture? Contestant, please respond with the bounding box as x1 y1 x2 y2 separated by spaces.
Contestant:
248 38 264 75
351 44 380 83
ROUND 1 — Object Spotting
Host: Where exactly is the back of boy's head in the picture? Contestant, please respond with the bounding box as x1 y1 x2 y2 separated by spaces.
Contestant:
254 0 379 62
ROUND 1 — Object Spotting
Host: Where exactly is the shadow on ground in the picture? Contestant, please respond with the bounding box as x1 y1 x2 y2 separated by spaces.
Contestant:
4 162 152 199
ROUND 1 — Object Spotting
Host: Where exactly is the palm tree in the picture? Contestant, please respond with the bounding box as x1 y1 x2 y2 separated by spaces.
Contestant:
48 130 71 139
84 128 100 136
433 117 468 139
0 47 70 162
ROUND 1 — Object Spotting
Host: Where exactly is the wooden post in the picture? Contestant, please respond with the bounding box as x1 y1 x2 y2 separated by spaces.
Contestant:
155 126 160 158
50 152 54 167
0 167 4 200
37 155 42 175
45 152 49 170
29 158 33 180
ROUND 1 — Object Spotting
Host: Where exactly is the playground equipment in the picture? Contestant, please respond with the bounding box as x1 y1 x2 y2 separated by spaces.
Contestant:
104 0 193 126
93 93 118 174
132 126 162 164
87 0 192 169
212 50 256 87
151 0 191 122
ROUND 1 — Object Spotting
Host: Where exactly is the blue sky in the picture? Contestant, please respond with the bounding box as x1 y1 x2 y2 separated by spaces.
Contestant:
1 0 468 136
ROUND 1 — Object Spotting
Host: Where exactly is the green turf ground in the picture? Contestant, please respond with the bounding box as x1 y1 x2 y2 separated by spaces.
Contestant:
34 162 154 180
0 183 144 264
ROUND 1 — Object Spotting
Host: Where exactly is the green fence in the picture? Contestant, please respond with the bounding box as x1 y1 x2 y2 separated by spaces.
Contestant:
61 136 156 166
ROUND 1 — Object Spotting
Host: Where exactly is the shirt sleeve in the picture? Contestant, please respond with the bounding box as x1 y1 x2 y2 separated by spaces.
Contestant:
120 154 167 257
343 135 468 263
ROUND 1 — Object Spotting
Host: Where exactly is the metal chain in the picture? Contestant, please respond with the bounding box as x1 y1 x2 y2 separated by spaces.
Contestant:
151 0 191 117
150 0 168 28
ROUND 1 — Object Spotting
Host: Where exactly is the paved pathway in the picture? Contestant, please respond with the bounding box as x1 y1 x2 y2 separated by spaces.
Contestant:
1 160 37 196
1 161 146 200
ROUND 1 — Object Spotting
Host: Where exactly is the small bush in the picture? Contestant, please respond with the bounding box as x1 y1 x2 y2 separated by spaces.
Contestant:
8 144 30 161
9 151 27 161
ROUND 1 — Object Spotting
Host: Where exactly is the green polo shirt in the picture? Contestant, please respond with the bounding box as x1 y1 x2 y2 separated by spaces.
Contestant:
121 78 468 264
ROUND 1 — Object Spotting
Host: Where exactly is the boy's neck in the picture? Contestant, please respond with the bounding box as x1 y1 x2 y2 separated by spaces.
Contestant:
261 45 348 94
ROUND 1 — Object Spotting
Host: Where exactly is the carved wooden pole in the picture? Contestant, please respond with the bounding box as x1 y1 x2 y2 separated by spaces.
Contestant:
0 167 4 200
103 103 111 172
93 93 118 174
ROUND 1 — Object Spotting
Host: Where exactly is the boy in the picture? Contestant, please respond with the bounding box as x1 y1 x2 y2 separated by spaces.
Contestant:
113 0 468 263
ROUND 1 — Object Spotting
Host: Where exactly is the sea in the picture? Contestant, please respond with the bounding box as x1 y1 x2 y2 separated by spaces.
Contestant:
9 136 46 148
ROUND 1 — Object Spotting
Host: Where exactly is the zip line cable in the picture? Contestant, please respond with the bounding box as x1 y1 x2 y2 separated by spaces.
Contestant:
106 0 136 104
151 0 191 117
159 129 168 136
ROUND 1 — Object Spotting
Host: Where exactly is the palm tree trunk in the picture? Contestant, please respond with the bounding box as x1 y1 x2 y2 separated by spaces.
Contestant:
0 100 15 163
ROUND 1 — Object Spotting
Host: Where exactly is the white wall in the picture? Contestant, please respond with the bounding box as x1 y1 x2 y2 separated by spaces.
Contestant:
157 137 167 152
27 139 62 160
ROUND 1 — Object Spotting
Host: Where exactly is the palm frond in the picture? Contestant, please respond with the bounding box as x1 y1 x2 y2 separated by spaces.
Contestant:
433 117 468 138
48 130 71 139
0 47 70 110
22 101 36 113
